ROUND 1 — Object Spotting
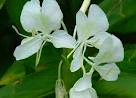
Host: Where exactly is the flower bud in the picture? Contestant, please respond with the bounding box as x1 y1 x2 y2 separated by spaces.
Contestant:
55 79 68 98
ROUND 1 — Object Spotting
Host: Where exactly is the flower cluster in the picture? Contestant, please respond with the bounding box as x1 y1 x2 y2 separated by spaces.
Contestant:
13 0 124 98
69 4 124 98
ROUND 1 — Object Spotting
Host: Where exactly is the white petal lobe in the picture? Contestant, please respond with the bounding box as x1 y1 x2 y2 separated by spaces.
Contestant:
42 0 63 32
71 44 83 72
87 32 110 49
88 4 109 33
76 11 90 41
20 0 44 32
50 30 76 48
70 74 97 98
72 74 92 92
14 35 43 60
93 34 124 65
70 88 97 98
95 63 120 81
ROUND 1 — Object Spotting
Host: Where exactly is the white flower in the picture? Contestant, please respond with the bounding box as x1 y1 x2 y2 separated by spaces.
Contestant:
87 32 124 81
14 0 76 60
69 4 124 78
69 73 97 98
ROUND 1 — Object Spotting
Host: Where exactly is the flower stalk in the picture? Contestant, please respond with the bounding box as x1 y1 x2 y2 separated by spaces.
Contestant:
80 0 91 13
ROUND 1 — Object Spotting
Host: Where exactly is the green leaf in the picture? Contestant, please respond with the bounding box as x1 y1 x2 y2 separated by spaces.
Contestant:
118 44 136 73
0 61 26 85
0 44 62 98
100 0 136 34
0 0 6 9
94 72 136 98
0 68 57 98
5 0 27 34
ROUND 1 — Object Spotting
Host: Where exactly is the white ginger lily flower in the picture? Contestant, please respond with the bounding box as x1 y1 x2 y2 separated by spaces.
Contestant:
14 0 76 61
70 72 97 98
87 32 124 81
70 4 124 81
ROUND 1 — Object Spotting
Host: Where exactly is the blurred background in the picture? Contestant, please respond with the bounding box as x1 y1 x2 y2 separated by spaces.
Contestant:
0 0 136 98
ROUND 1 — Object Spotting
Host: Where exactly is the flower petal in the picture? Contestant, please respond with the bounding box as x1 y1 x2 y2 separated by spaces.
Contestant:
70 88 97 98
14 35 44 60
92 33 124 65
76 11 91 41
95 63 120 81
42 0 63 32
21 37 34 45
71 44 84 72
50 30 76 48
88 4 109 33
72 74 92 92
87 32 110 49
20 0 44 33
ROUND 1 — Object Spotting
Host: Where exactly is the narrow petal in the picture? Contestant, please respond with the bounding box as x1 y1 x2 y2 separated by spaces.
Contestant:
50 30 76 48
71 44 83 72
20 0 45 32
72 74 92 92
88 4 109 33
95 63 120 81
70 88 97 98
14 35 44 60
76 11 91 41
42 0 63 33
92 33 124 65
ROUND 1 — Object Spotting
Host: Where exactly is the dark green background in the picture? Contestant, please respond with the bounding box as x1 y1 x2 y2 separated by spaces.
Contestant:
0 0 136 98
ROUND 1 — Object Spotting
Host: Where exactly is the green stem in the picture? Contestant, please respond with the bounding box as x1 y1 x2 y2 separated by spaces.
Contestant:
61 21 68 32
73 26 77 39
58 60 63 80
35 41 46 67
81 44 87 75
89 67 94 74
72 0 91 38
84 56 96 74
67 43 80 59
81 66 86 75
12 25 29 38
80 0 91 13
84 56 94 65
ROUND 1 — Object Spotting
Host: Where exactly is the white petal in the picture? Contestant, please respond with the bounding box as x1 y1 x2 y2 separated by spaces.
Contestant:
95 63 120 81
111 35 124 62
92 34 124 65
42 0 63 32
20 0 45 32
72 74 92 92
87 32 110 49
71 44 83 72
88 4 109 33
14 35 44 60
70 88 97 98
76 11 91 41
21 37 34 45
50 30 76 48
